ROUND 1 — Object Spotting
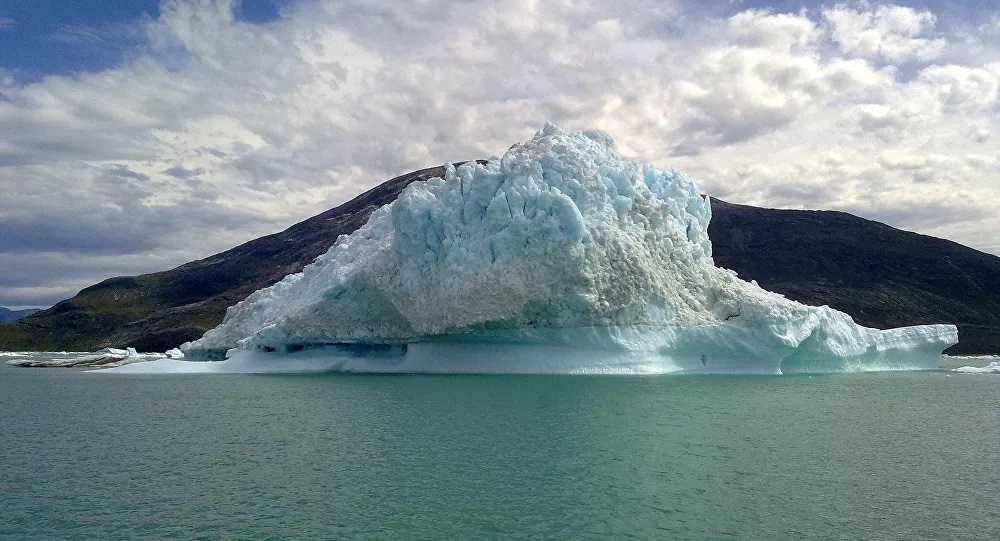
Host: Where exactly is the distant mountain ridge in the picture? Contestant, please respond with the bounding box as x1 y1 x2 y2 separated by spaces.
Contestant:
1 162 997 354
0 307 41 325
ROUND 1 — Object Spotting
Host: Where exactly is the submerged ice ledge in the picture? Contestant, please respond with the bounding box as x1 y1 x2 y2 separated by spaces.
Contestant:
108 323 956 375
161 124 956 375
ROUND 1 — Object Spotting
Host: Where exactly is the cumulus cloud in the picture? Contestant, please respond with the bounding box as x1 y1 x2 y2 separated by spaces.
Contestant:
1 0 1000 307
823 3 947 63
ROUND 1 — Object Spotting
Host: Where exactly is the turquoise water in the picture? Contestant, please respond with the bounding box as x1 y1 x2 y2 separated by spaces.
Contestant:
1 362 997 540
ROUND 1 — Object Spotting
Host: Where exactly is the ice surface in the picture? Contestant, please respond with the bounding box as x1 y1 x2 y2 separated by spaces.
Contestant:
5 347 179 368
952 360 1000 373
177 124 957 374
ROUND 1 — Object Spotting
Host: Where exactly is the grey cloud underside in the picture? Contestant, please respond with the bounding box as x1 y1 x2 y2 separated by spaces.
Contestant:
163 165 203 178
0 198 268 254
0 216 159 254
0 253 175 307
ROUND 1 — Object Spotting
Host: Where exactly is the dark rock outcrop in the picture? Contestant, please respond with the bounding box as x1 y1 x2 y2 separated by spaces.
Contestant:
2 163 997 354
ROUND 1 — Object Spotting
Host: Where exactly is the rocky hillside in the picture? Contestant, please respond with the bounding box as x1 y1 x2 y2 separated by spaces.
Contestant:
2 163 997 354
708 199 1000 354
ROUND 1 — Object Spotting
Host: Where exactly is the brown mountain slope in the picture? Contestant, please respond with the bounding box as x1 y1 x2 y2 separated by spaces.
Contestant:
2 164 998 354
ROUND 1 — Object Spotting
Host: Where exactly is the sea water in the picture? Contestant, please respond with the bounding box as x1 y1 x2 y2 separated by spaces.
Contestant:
1 360 997 540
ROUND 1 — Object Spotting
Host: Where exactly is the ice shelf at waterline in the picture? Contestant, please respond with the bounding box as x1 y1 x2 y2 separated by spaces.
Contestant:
178 124 957 374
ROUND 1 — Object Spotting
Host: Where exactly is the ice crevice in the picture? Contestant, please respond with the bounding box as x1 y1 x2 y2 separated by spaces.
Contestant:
170 123 957 375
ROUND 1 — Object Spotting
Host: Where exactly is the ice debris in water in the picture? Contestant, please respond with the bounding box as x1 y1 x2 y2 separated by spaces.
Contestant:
6 347 184 368
953 361 1000 373
179 124 957 374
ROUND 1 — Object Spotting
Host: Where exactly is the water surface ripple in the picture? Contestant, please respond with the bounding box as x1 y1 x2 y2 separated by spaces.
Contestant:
1 364 997 540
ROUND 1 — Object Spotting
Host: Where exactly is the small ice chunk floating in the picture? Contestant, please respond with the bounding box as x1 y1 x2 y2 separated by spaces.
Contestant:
180 124 956 374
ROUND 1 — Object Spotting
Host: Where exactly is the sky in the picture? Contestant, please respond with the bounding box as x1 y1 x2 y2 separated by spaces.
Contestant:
1 0 999 309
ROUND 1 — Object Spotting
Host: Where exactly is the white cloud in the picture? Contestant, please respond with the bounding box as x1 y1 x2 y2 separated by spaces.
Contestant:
912 64 1000 112
1 0 999 307
823 3 947 63
724 9 821 49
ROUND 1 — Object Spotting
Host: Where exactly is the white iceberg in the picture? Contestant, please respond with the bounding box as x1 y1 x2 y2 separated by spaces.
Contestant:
176 124 957 375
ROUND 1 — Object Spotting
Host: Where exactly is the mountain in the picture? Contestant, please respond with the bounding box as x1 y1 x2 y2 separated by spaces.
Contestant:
2 162 997 354
0 308 41 325
708 199 1000 355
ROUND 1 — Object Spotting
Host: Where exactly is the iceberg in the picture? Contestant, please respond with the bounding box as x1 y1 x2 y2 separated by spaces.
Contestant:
178 124 957 374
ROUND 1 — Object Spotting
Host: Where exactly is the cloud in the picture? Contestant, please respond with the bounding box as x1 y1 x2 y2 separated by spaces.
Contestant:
163 165 203 178
823 3 947 63
1 0 999 308
0 17 15 30
49 24 116 44
0 252 191 308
